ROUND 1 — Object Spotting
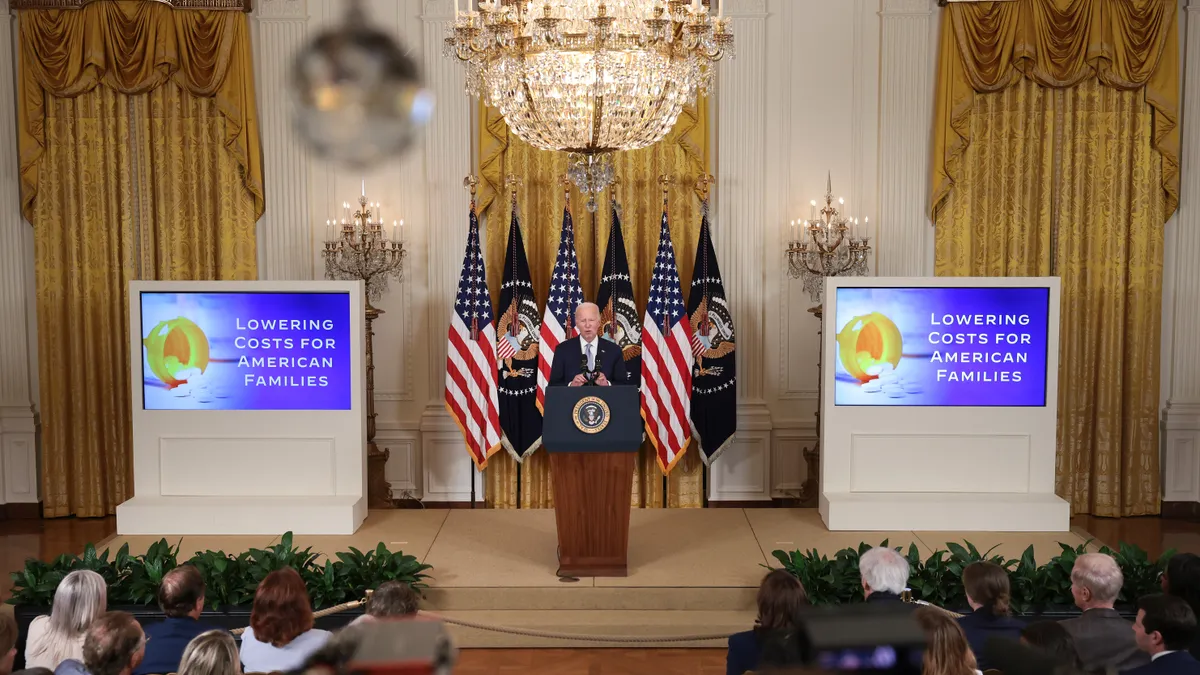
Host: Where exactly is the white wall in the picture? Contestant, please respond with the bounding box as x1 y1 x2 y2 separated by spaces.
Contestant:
1 0 1196 507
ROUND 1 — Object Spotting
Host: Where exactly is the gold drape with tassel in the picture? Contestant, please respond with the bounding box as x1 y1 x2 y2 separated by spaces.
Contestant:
931 0 1176 516
478 101 709 509
19 2 262 517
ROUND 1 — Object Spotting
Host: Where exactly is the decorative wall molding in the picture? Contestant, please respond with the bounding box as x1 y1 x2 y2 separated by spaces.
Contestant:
0 1 38 506
375 422 420 495
418 6 474 496
771 422 818 498
707 3 772 497
1163 1 1200 503
708 404 773 501
253 0 314 280
256 0 307 19
877 0 937 277
721 0 767 18
881 0 936 16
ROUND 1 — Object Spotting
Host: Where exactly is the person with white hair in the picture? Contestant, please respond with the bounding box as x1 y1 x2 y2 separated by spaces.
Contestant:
1059 552 1150 672
859 547 912 606
25 570 107 670
547 302 628 387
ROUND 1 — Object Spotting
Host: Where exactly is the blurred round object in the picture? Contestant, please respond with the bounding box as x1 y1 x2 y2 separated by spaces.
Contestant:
290 0 434 169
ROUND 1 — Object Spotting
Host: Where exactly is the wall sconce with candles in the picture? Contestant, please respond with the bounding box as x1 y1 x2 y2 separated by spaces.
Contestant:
784 172 873 507
322 181 408 510
785 172 872 304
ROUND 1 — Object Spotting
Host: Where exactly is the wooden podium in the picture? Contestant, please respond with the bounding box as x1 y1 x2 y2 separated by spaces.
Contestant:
543 385 641 577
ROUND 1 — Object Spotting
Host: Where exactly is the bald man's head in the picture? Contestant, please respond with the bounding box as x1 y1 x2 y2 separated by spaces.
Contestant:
575 302 600 341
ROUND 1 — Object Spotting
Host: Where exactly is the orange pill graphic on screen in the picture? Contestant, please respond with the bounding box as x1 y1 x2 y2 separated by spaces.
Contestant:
837 312 902 382
143 317 210 388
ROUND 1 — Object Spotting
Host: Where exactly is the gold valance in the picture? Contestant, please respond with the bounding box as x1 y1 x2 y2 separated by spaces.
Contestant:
931 0 1179 219
17 0 264 222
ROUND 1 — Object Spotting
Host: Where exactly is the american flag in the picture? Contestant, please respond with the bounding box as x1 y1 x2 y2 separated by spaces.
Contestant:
536 207 584 411
641 210 694 473
444 206 502 469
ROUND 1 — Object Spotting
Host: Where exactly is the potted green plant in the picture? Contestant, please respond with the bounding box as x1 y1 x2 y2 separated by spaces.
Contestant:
7 533 432 672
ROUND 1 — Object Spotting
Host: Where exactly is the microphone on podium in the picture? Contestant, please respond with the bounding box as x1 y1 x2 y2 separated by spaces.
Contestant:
579 354 595 385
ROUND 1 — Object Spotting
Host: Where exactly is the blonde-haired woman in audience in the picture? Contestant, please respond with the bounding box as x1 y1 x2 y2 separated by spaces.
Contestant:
24 570 107 670
178 631 240 675
915 606 983 675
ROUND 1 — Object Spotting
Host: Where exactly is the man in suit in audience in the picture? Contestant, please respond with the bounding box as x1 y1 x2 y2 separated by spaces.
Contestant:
134 565 218 675
548 302 627 387
1126 594 1200 675
1060 553 1151 672
859 547 913 608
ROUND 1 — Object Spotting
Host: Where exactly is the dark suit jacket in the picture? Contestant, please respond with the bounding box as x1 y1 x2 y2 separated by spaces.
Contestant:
865 591 914 609
1124 652 1200 675
957 608 1024 670
727 630 762 675
134 617 221 675
548 336 627 386
1059 608 1150 672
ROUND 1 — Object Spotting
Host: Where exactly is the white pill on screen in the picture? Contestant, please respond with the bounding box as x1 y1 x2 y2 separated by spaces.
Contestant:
171 385 191 397
878 363 894 373
212 387 230 399
887 389 907 399
865 364 885 377
879 372 899 383
862 381 883 393
194 394 214 403
903 382 923 394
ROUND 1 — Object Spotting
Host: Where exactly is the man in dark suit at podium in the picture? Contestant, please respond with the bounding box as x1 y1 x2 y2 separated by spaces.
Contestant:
549 302 627 387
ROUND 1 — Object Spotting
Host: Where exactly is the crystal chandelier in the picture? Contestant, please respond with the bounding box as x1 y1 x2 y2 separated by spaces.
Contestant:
786 173 873 303
444 0 734 209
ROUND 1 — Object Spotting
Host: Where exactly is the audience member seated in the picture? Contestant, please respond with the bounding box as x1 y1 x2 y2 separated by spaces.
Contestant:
350 582 421 626
1126 594 1200 675
177 631 240 675
2 610 18 675
958 561 1024 670
859 547 911 607
238 568 330 673
135 565 219 675
25 571 108 670
54 612 146 675
1060 552 1150 672
1020 620 1084 670
726 570 809 675
10 669 53 675
914 606 981 675
1163 553 1200 659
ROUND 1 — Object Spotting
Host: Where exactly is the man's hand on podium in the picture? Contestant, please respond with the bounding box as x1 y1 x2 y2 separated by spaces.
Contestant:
569 374 587 387
595 373 610 386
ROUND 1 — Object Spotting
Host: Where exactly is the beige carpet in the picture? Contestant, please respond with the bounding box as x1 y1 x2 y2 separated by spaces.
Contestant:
86 508 1098 648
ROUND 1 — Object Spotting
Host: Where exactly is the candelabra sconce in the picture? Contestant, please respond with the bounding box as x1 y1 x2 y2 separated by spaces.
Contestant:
323 185 408 510
784 173 873 507
785 173 873 302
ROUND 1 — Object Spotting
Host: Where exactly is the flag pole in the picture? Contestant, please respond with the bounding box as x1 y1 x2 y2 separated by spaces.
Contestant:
697 174 715 507
466 174 480 509
504 174 523 507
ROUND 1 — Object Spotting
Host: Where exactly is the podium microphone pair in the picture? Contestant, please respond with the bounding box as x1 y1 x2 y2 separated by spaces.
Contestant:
579 355 598 386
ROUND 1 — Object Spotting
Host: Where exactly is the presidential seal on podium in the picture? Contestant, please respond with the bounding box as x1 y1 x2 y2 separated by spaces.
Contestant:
572 396 610 434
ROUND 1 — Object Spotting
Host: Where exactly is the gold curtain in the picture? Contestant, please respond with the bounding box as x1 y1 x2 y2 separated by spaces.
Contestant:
931 0 1175 516
478 101 709 509
20 2 262 517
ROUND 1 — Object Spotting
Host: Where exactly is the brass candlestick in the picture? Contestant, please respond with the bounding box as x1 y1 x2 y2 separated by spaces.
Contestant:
323 186 407 509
